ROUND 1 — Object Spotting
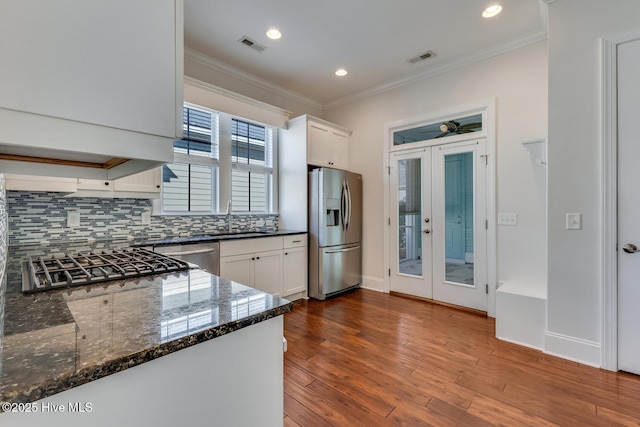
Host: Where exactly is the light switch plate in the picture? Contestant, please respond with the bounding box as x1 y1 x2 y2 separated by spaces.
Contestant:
566 213 582 230
67 212 80 227
497 213 518 226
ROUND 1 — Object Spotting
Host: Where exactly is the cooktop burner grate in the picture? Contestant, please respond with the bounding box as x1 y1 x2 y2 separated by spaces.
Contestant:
23 248 191 292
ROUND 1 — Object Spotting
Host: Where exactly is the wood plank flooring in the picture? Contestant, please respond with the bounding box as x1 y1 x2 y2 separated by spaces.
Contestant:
283 289 640 426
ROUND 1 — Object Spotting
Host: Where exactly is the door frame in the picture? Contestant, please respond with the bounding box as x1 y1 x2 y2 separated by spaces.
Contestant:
382 99 497 317
601 28 640 372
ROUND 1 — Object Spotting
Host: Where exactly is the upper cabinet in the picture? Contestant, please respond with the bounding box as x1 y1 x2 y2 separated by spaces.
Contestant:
5 168 162 198
278 115 352 231
0 0 184 180
307 120 350 169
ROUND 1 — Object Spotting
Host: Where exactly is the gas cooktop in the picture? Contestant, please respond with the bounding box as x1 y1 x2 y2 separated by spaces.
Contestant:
22 247 191 293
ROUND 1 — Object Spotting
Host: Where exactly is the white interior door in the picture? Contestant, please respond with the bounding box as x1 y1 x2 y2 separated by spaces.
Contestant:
617 37 640 375
389 139 487 311
432 140 487 312
389 148 433 298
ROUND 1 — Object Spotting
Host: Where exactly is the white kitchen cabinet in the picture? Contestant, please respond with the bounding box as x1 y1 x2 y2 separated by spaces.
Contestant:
307 120 350 169
219 253 255 286
0 0 183 180
220 234 307 299
254 250 284 296
220 238 283 296
283 235 308 296
279 116 351 231
113 168 162 193
4 175 78 193
76 168 162 197
6 168 162 198
219 250 283 296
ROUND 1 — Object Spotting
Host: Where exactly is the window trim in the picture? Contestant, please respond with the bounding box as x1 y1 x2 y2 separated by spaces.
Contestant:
158 105 278 216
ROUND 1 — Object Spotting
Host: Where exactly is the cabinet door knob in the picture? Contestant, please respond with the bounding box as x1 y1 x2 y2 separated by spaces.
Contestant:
104 182 109 186
256 256 260 260
285 252 288 255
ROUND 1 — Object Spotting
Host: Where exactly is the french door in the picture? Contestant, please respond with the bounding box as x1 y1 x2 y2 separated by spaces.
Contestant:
390 139 487 311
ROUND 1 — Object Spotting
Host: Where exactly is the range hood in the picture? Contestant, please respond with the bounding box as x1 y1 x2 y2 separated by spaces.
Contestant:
0 108 175 180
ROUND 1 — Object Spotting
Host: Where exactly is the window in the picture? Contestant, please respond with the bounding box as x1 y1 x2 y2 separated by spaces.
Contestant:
162 106 219 212
161 104 277 214
231 119 273 212
393 113 483 146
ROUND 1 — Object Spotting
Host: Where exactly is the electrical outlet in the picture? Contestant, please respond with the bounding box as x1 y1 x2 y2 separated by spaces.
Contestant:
67 212 80 227
141 212 151 225
566 213 582 230
497 213 518 226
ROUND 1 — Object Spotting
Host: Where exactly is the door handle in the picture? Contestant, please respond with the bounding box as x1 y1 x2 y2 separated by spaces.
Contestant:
623 243 640 253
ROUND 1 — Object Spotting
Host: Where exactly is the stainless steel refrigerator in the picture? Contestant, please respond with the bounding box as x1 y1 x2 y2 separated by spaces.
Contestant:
308 167 362 300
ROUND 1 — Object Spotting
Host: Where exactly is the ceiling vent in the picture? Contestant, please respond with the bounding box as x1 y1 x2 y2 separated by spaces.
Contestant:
238 36 266 53
408 50 436 64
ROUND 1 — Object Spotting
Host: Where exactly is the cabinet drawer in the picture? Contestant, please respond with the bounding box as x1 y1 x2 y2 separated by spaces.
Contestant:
283 234 307 249
220 236 283 257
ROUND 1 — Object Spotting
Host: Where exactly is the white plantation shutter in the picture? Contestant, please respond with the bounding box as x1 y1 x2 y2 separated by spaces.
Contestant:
162 105 218 212
161 103 276 214
231 119 273 213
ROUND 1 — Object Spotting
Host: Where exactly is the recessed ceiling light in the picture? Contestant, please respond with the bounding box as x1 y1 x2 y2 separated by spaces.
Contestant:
482 3 503 18
335 68 348 77
266 28 282 40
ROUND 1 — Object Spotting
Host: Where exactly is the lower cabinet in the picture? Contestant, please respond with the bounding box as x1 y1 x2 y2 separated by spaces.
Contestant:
283 238 307 296
220 234 307 299
219 249 283 296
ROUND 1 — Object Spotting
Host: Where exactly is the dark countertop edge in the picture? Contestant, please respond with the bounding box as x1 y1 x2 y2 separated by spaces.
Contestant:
0 302 293 406
5 230 307 250
135 230 307 247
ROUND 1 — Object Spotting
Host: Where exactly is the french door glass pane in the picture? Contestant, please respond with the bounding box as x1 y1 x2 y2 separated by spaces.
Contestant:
444 152 474 285
398 158 422 276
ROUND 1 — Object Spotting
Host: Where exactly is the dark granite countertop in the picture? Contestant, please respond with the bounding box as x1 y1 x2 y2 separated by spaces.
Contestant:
0 237 293 405
136 229 306 247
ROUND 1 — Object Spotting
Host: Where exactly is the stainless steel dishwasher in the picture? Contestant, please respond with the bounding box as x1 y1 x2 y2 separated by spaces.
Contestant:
154 242 220 275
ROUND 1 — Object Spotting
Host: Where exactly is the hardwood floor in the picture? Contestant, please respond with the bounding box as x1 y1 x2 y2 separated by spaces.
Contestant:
283 289 640 426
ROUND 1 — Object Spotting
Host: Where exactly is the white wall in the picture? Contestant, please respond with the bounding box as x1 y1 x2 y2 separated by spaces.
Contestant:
546 0 640 366
324 41 548 298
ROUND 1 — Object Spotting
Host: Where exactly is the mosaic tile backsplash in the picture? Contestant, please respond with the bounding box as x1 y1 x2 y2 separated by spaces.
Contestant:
7 192 278 246
0 174 7 356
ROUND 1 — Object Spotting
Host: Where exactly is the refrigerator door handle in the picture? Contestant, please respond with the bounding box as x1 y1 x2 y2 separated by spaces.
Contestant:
346 180 352 230
341 181 348 232
325 246 361 254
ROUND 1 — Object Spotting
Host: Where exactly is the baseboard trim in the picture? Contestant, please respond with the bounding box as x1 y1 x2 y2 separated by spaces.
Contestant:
544 331 601 368
390 291 488 317
361 275 384 292
496 335 545 352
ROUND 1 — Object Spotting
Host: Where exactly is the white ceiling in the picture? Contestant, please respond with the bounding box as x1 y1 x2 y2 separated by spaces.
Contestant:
184 0 547 108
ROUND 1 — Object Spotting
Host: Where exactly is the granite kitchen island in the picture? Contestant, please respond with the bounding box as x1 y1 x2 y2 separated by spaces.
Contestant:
0 241 292 426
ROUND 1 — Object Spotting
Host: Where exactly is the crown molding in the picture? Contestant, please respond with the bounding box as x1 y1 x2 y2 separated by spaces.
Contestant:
186 28 547 113
324 29 548 110
184 76 293 119
184 48 323 111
